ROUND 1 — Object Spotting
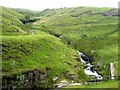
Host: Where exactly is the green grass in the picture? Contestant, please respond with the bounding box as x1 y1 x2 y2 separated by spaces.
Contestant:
2 34 76 72
1 6 28 35
32 6 118 77
2 32 87 87
63 80 119 88
2 6 118 88
2 33 87 84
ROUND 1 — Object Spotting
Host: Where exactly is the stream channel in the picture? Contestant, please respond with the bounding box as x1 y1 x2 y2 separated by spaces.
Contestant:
77 51 103 81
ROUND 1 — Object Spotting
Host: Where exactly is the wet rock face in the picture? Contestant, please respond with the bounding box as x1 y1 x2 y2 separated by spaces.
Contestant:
2 69 47 89
81 55 93 63
77 51 93 63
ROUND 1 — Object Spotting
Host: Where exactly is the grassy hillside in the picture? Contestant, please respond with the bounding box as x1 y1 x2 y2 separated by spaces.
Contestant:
2 33 86 88
2 6 118 88
14 8 39 17
1 7 27 35
63 80 118 88
2 7 87 88
2 34 80 75
32 6 118 77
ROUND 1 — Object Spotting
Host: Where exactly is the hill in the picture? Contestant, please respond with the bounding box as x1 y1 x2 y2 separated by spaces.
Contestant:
2 33 85 88
2 7 86 89
32 6 118 77
1 6 27 35
14 8 39 17
2 6 119 89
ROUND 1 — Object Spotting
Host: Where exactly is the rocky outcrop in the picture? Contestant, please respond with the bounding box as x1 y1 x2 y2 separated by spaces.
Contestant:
2 69 47 89
102 9 119 16
54 79 68 88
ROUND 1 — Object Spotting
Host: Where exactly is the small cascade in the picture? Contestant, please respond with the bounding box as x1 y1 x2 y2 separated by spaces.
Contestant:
77 51 103 80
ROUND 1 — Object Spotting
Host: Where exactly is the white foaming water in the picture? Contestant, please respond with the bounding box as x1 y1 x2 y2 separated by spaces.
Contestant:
81 58 87 64
77 51 103 80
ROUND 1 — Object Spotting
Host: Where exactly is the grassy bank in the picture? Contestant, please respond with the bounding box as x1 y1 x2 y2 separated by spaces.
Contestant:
63 80 119 88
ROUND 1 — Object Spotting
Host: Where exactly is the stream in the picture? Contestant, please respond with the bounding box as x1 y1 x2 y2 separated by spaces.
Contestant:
54 51 103 88
77 51 103 80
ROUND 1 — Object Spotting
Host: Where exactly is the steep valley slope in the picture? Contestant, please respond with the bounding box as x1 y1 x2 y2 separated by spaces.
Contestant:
1 6 119 89
1 7 85 89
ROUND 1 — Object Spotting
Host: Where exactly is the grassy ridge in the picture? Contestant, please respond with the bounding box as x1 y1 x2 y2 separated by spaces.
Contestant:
1 6 27 35
2 34 76 72
2 33 87 83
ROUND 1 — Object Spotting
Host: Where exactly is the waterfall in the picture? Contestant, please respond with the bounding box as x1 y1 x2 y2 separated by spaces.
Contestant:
77 51 103 80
